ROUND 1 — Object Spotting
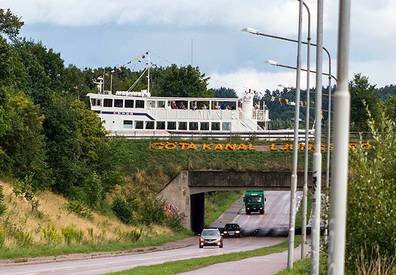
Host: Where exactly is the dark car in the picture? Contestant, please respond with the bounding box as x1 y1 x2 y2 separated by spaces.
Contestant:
223 223 241 238
199 228 223 248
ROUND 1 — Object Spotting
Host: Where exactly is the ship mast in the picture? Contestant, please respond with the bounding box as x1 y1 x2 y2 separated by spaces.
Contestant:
147 50 150 94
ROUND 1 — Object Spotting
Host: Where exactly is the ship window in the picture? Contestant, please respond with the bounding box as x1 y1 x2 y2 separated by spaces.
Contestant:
222 122 231 131
104 98 113 107
200 122 209 131
96 99 101 106
148 100 156 108
123 120 133 129
178 122 187 130
211 122 220 131
114 99 123 108
125 100 134 108
91 98 96 106
189 122 198 131
136 100 145 108
167 121 176 130
157 101 165 108
156 121 166 130
145 121 154 129
135 121 144 129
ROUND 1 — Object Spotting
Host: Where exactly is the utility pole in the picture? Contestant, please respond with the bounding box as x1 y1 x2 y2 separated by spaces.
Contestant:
287 0 303 269
147 51 151 94
311 0 323 274
301 0 311 259
328 0 351 273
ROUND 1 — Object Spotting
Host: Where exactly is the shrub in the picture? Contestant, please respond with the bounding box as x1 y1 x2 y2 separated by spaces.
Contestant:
61 226 83 245
0 227 6 248
347 111 396 271
0 185 5 216
14 229 33 247
64 200 93 219
41 225 62 245
111 196 134 224
122 228 142 242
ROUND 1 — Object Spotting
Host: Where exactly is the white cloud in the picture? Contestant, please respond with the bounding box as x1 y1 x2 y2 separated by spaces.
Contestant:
1 0 300 33
208 68 318 96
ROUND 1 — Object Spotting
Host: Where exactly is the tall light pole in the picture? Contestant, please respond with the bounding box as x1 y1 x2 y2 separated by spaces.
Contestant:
287 0 303 268
311 0 323 273
241 24 335 190
328 0 351 273
301 1 311 259
266 61 336 81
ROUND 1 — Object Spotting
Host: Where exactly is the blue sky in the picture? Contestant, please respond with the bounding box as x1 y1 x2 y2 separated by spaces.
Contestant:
2 0 395 94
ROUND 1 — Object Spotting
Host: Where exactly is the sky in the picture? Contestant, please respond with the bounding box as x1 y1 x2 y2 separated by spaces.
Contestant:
1 0 395 95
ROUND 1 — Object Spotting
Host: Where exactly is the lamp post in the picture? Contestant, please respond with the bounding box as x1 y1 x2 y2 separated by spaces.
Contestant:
328 0 351 274
240 32 334 190
311 1 323 274
287 0 303 268
266 61 336 80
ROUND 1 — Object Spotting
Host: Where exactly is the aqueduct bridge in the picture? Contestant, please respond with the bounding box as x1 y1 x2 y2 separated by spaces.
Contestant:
159 170 321 233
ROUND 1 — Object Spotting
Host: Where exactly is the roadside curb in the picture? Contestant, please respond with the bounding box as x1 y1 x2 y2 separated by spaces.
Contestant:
0 237 196 266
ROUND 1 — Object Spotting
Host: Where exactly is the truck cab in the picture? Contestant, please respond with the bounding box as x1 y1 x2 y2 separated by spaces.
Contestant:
243 190 265 215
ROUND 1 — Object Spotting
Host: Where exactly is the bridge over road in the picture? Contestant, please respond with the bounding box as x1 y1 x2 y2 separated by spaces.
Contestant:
159 170 323 232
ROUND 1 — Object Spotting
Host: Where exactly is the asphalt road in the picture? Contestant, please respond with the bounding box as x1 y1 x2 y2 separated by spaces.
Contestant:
0 191 294 275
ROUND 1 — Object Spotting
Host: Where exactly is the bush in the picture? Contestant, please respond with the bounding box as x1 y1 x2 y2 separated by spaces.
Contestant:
61 226 83 245
111 196 135 224
0 185 5 216
64 200 93 219
14 229 33 247
122 228 142 242
347 111 396 271
41 225 62 245
0 227 5 248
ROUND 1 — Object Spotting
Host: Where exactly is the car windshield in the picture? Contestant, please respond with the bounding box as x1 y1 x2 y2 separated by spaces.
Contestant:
247 195 262 203
225 224 239 230
201 229 220 237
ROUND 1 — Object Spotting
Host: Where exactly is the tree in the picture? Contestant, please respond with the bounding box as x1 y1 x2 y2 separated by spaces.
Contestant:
0 86 51 190
151 65 212 97
0 9 24 40
347 111 396 271
350 74 380 132
211 87 238 98
384 95 396 121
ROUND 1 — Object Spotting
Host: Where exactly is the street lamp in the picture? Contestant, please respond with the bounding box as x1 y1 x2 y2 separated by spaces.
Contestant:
242 12 331 272
242 26 334 190
328 0 351 274
266 61 337 80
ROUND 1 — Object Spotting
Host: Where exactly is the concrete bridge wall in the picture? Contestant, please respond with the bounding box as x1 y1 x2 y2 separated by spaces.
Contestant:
158 170 320 232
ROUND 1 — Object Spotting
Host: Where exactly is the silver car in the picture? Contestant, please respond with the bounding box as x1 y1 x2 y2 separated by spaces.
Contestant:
199 228 223 248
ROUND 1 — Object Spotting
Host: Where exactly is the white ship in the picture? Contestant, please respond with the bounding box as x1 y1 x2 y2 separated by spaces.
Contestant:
87 53 274 138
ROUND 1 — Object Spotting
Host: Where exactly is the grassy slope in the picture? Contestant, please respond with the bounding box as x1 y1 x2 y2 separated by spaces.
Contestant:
113 237 301 275
0 182 190 259
108 139 296 192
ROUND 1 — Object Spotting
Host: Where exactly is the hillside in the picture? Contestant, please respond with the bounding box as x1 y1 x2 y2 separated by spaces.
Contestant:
0 181 177 258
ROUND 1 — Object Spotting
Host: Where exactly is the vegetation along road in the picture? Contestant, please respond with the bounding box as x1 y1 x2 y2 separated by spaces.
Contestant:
0 191 299 274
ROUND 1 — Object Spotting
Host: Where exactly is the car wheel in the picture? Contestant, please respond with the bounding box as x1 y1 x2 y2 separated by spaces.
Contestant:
219 242 223 248
260 210 264 214
199 244 203 248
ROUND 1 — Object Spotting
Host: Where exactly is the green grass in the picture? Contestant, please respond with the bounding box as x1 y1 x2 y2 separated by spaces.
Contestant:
277 255 328 274
0 230 191 259
109 139 296 192
204 191 242 226
278 257 310 274
112 237 301 275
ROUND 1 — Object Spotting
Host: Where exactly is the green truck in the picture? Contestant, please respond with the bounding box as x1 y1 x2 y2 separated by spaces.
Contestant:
243 190 265 215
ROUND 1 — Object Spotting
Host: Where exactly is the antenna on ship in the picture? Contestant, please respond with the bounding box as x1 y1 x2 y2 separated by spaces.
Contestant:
147 50 150 94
